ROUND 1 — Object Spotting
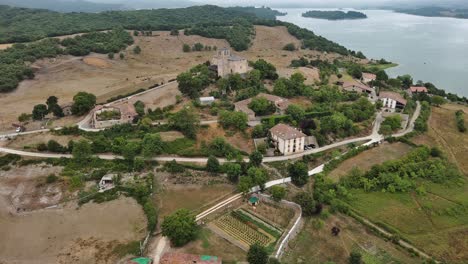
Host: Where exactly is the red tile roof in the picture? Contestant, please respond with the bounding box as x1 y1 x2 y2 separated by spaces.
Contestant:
362 72 377 80
409 86 428 93
342 81 373 92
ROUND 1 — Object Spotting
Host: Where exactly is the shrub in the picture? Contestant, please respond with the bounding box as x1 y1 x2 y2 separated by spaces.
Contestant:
455 110 466 133
283 43 296 51
46 174 58 184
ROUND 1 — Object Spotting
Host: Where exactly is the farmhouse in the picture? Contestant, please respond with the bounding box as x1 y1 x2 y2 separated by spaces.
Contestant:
234 93 289 121
409 86 428 94
211 48 248 78
379 91 407 112
342 81 374 94
361 72 377 83
91 102 138 129
270 123 306 155
160 253 222 264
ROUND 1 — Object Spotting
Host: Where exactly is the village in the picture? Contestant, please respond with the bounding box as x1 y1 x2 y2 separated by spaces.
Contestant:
0 19 466 264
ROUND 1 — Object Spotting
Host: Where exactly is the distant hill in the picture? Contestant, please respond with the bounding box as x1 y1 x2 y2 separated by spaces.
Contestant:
227 6 286 20
0 0 125 12
394 7 468 19
302 10 367 20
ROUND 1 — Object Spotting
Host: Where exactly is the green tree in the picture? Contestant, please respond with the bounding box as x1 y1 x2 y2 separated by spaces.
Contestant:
219 110 248 130
249 151 263 167
32 104 48 120
376 70 388 81
46 95 64 117
71 92 96 116
294 192 317 216
249 97 276 116
247 243 269 264
161 209 197 247
431 95 446 106
141 133 164 157
247 167 268 190
122 141 140 162
238 176 253 194
270 185 286 202
72 139 92 162
168 108 200 139
133 45 141 54
349 251 363 264
283 43 296 51
251 59 278 80
119 53 125 59
251 124 267 138
192 42 204 51
170 29 179 36
225 163 242 182
206 155 220 173
398 74 413 89
288 161 309 187
182 44 191 52
108 52 114 59
18 113 30 122
286 104 306 123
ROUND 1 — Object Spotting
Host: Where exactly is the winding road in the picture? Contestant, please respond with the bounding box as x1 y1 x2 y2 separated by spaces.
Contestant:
0 102 424 262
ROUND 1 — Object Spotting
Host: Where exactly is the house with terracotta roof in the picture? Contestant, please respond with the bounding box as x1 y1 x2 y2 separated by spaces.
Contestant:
270 123 306 155
234 93 289 121
361 72 377 83
409 86 428 94
379 91 407 112
342 81 374 94
160 253 221 264
211 48 248 78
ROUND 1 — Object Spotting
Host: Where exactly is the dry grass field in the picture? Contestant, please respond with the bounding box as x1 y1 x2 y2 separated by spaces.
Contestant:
0 197 146 264
283 213 417 264
328 142 414 182
412 104 468 176
0 26 361 131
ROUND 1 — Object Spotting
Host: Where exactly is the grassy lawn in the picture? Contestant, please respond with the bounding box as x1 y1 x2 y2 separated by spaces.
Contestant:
328 142 413 183
364 63 399 71
283 214 417 264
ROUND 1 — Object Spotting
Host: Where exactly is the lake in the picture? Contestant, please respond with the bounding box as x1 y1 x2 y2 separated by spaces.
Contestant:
277 8 468 97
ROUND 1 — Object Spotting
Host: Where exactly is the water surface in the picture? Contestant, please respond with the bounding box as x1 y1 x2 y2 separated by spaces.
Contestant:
278 9 468 96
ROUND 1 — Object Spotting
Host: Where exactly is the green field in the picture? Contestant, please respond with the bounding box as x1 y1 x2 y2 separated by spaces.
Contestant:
346 178 468 262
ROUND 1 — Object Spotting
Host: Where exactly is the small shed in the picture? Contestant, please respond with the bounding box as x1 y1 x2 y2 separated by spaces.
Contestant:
99 175 114 192
248 195 260 206
199 96 216 105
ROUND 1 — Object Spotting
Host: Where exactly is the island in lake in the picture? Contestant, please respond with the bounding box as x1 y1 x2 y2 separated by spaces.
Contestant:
302 10 367 20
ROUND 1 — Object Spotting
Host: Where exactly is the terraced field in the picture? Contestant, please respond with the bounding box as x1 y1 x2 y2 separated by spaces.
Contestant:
213 214 275 248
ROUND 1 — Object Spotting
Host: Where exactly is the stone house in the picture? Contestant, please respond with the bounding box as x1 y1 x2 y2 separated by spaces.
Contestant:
211 48 248 78
270 123 306 155
234 93 289 121
92 102 138 129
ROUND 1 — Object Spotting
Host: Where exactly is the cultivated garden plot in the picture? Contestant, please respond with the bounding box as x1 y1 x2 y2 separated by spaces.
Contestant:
210 208 283 251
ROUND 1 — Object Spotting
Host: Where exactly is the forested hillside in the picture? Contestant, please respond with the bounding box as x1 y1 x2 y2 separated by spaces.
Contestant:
0 5 358 56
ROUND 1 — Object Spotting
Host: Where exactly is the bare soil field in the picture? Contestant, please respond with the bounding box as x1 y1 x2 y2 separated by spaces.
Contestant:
412 104 468 175
125 81 181 111
328 142 414 182
0 164 64 211
159 131 185 141
0 197 146 264
0 26 360 131
283 213 418 264
277 66 320 84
